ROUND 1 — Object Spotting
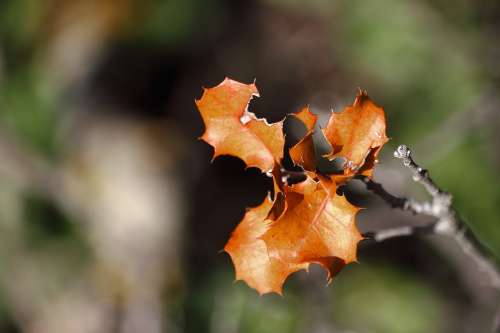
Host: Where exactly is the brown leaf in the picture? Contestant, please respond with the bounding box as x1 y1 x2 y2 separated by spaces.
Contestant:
200 79 386 296
322 90 388 177
224 196 308 295
225 174 362 295
196 78 284 172
289 107 318 171
261 177 362 284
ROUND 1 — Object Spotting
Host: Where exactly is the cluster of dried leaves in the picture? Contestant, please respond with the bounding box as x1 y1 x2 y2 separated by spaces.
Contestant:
196 78 388 295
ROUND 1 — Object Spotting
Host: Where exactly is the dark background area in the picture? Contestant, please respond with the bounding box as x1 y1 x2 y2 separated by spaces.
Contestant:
0 0 499 332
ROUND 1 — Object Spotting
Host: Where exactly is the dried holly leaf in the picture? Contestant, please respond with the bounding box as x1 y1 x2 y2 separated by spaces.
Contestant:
225 174 362 295
289 107 318 171
199 79 384 296
196 78 284 172
224 195 308 295
322 90 388 177
261 177 363 284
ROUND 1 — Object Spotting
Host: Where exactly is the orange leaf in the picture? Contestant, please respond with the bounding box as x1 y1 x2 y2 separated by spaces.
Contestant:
261 177 362 284
322 90 388 177
224 195 308 295
289 106 318 171
196 78 285 172
199 79 387 296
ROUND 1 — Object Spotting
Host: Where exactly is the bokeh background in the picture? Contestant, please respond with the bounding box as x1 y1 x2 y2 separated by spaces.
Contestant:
0 0 499 332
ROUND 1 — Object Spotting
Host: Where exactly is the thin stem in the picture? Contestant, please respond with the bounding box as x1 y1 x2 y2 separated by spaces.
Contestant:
356 175 435 216
362 224 436 242
393 144 443 198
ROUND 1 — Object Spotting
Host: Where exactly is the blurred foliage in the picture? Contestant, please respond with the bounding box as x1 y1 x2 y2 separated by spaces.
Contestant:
0 65 60 156
188 269 302 333
0 0 46 61
430 134 500 255
333 0 484 143
134 0 225 45
331 262 446 333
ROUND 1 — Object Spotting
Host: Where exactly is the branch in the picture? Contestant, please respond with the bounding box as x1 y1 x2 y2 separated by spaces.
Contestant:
362 224 435 242
393 144 452 217
364 144 500 290
356 175 435 216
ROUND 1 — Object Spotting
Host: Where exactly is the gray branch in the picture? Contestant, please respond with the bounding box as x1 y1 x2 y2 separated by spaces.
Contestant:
363 144 500 291
356 174 435 216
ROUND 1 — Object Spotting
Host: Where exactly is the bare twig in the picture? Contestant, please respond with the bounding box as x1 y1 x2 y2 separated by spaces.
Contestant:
362 224 436 243
356 175 435 216
393 144 452 216
369 144 500 290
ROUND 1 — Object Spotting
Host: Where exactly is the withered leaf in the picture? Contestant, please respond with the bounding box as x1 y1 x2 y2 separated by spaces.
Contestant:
224 195 308 295
197 78 389 296
261 176 362 284
225 175 362 295
196 78 284 172
322 90 388 177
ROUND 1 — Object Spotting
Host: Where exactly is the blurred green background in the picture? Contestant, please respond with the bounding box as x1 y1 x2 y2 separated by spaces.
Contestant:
0 0 499 332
